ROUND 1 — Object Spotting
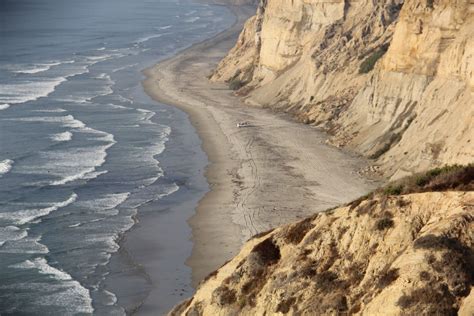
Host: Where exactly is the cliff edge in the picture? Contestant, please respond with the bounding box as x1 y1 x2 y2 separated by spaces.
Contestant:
171 165 474 315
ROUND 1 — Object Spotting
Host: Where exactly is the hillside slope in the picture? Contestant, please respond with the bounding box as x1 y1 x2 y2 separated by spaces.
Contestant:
170 166 474 315
211 0 474 179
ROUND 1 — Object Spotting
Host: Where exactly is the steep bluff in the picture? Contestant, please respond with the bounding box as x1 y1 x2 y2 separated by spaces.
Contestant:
171 166 474 315
211 0 474 179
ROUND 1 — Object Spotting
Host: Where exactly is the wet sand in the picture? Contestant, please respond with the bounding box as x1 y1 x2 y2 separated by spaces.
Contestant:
143 3 376 291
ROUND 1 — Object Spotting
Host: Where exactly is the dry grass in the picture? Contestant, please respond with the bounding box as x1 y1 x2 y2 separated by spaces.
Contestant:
377 268 399 288
212 285 237 307
381 164 474 196
375 217 394 231
285 218 314 244
397 283 457 315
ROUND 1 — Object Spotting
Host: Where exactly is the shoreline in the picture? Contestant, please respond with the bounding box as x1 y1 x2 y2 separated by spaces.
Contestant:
143 4 255 287
143 3 377 289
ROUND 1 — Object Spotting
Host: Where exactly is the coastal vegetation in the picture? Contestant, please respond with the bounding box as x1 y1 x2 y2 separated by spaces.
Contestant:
171 165 474 315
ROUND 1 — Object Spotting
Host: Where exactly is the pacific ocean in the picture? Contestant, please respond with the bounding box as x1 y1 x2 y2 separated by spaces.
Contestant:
0 0 233 314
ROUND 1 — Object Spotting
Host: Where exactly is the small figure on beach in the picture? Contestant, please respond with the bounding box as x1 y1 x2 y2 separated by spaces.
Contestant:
237 121 251 128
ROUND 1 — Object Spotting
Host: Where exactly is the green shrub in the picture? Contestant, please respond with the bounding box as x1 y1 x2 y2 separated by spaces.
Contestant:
377 268 399 288
383 185 403 196
380 164 473 196
375 217 394 231
359 48 388 74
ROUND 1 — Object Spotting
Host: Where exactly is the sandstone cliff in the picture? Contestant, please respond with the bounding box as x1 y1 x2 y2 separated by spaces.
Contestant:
171 166 474 315
211 0 474 179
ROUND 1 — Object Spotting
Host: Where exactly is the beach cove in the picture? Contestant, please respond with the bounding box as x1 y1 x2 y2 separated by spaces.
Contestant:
143 1 376 301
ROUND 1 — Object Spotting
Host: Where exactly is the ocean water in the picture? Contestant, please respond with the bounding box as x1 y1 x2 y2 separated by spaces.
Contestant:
0 0 233 314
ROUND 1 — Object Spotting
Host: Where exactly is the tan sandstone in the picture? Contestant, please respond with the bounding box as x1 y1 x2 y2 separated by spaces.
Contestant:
211 0 474 179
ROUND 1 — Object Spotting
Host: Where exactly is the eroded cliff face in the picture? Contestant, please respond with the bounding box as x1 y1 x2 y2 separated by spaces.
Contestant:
171 189 474 315
212 0 474 178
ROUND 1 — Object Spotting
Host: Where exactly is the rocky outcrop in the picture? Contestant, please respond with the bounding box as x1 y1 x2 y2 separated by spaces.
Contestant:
212 0 474 179
170 166 474 315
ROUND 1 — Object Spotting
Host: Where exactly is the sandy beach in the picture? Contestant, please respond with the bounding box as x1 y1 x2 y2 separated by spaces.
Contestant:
143 4 377 287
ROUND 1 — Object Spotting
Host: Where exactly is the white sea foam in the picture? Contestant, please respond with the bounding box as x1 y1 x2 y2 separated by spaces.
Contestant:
0 235 49 254
76 193 130 216
0 193 77 225
12 116 116 185
85 53 124 66
94 73 110 80
38 144 114 186
11 258 71 280
102 290 118 306
56 73 114 103
65 65 89 78
106 103 131 110
184 10 197 16
83 233 120 253
5 261 94 313
0 104 10 110
81 170 108 181
0 77 66 106
0 226 27 247
136 33 165 44
137 108 156 122
7 115 86 129
158 182 180 199
50 131 73 142
86 54 114 62
81 128 115 142
0 159 14 177
157 25 172 30
114 94 134 104
138 176 160 188
112 63 138 73
185 17 200 23
68 223 81 228
33 108 67 113
10 62 61 75
37 284 94 314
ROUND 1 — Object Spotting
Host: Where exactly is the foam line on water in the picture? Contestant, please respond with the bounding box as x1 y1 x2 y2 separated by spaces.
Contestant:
0 226 27 247
6 115 86 129
33 108 67 113
42 144 114 186
112 63 138 73
136 33 165 44
50 131 73 142
0 193 77 225
0 77 67 105
158 182 180 199
157 25 172 30
10 258 71 280
56 72 115 103
185 16 200 23
10 62 61 74
0 159 14 177
184 10 197 16
6 260 94 313
0 235 49 254
101 290 118 306
76 193 130 212
11 114 116 185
